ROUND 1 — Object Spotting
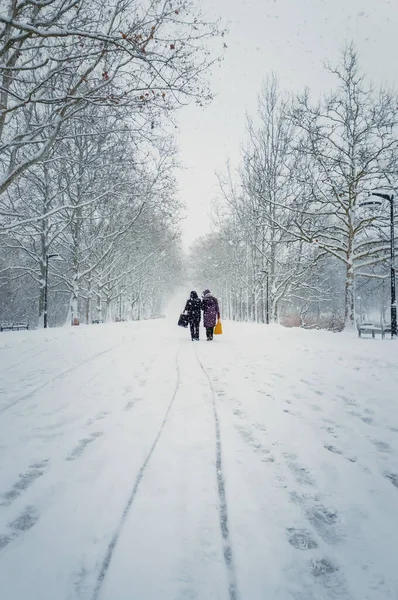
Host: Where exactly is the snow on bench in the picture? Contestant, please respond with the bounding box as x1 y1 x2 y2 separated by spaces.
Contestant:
0 322 29 332
357 322 391 339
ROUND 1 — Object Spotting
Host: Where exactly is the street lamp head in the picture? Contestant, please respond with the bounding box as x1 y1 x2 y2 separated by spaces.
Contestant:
360 200 382 209
47 253 64 261
369 191 394 202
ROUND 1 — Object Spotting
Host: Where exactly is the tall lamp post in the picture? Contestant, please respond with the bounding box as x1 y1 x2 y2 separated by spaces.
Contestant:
44 253 61 329
360 192 396 338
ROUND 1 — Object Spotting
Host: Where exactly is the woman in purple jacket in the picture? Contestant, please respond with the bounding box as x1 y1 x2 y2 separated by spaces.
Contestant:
201 289 220 341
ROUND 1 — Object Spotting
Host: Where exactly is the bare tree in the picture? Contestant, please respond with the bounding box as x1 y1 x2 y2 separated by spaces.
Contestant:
0 100 181 326
214 77 321 323
0 0 221 199
288 44 398 328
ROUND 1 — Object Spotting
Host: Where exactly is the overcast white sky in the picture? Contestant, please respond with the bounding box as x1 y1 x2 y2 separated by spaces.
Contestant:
175 0 398 249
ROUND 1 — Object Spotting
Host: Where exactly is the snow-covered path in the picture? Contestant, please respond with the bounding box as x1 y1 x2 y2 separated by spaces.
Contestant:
0 319 397 600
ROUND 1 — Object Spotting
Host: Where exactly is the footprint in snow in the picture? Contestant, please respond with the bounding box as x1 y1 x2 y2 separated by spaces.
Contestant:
307 505 340 543
67 432 103 461
235 424 275 463
310 505 339 526
10 505 39 532
271 372 284 379
324 444 342 455
73 566 89 597
321 425 338 439
332 450 357 464
86 411 108 426
284 454 315 487
283 408 300 418
338 394 357 406
385 472 398 488
252 423 267 433
348 409 362 418
0 460 49 506
290 463 315 486
124 399 140 411
361 416 374 424
287 527 318 550
0 506 40 552
311 558 339 577
372 440 390 453
0 534 11 550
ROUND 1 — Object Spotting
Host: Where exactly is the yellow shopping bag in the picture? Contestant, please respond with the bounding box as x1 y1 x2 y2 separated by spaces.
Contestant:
214 320 223 335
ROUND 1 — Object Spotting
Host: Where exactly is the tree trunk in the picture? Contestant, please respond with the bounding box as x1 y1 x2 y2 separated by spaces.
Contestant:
86 298 90 325
272 302 278 323
252 287 257 322
96 293 103 322
65 289 79 326
37 177 50 328
37 261 46 328
86 275 92 324
344 263 355 329
72 280 79 322
105 296 112 322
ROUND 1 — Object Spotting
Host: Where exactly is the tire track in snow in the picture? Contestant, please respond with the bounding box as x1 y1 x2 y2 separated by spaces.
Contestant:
0 342 128 414
195 348 239 600
91 344 182 600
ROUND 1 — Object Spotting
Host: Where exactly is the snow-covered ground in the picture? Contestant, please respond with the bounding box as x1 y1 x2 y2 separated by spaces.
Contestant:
0 317 397 600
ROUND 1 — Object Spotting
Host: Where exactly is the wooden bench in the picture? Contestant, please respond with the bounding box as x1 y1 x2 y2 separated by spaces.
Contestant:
13 322 29 331
0 322 29 332
357 323 390 339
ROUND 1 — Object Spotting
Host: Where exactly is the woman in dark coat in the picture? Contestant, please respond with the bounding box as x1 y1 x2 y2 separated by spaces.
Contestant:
184 291 202 341
201 289 220 341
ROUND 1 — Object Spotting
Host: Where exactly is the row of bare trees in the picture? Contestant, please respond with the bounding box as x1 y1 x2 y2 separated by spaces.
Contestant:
191 45 398 330
0 0 221 326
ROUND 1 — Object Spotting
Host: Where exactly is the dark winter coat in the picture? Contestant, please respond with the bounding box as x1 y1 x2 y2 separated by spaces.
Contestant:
202 293 220 328
184 292 201 323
